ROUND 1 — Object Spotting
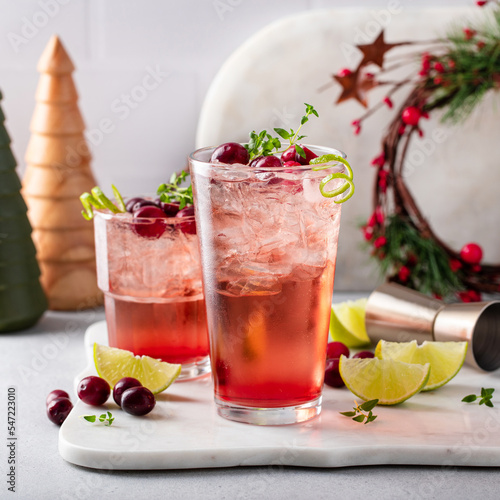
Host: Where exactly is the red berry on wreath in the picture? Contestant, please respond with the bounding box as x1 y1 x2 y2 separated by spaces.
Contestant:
449 259 462 272
477 40 486 50
434 62 445 73
398 124 406 135
472 264 482 273
463 28 476 40
338 68 352 77
402 106 421 126
460 243 483 265
363 226 374 241
476 1 488 7
383 96 393 108
374 236 387 249
371 152 385 167
398 266 411 283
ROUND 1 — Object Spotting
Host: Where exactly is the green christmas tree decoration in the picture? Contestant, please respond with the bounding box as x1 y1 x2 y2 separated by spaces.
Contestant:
0 89 47 332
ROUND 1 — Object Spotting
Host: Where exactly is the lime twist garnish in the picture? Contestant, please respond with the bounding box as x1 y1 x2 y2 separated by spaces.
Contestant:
310 154 354 204
80 185 126 220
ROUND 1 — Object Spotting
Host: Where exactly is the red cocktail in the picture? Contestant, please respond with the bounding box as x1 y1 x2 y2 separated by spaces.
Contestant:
94 206 210 380
190 144 345 423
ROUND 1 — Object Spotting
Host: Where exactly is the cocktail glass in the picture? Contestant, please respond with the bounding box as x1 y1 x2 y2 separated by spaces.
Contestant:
93 207 210 380
189 145 344 424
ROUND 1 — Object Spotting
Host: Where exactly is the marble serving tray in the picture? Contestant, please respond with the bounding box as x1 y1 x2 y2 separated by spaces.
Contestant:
59 320 500 470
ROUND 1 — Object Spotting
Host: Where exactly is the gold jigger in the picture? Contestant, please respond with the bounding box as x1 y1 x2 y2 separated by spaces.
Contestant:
365 283 500 371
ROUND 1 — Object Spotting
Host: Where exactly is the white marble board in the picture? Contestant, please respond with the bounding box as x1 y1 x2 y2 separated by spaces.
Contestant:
59 321 500 470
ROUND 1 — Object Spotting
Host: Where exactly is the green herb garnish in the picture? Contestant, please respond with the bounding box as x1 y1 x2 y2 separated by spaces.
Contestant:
80 185 126 220
82 411 115 426
157 170 193 209
244 103 354 203
462 388 495 407
245 103 319 161
340 399 378 424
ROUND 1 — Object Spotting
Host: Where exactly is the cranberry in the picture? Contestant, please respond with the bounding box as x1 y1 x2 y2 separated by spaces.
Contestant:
460 243 483 265
77 376 110 406
326 341 350 360
249 155 283 168
113 377 143 407
281 145 318 165
154 198 180 217
353 351 375 359
131 199 157 212
324 358 345 388
211 142 249 165
47 397 73 426
133 205 168 239
402 106 421 126
46 389 70 406
121 386 156 416
125 197 143 213
175 205 197 235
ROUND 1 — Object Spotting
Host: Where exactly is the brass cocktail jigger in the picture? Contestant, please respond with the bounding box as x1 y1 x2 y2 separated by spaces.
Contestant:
365 283 500 371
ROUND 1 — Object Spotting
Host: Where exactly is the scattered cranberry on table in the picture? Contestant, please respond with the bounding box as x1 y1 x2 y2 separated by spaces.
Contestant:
77 376 111 406
326 341 350 360
353 351 375 359
46 389 70 406
324 358 345 388
47 397 73 426
113 377 143 407
121 386 156 416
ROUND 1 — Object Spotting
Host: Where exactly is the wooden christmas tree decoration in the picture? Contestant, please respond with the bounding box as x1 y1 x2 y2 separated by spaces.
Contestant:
0 89 47 331
23 35 102 310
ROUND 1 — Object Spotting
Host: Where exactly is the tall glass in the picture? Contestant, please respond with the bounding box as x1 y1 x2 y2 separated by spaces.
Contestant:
93 207 210 380
189 146 344 424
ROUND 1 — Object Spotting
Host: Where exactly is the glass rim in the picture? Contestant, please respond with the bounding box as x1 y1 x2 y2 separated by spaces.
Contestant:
93 210 195 224
188 144 347 173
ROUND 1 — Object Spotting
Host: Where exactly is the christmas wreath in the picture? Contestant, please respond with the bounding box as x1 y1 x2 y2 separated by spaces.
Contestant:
325 0 500 301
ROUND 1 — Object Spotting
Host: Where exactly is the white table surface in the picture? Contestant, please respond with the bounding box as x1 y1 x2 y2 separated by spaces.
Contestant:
2 293 499 500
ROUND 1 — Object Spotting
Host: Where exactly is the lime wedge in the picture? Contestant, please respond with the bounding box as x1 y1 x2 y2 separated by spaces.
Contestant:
375 340 467 392
94 343 181 394
330 298 370 348
339 355 430 405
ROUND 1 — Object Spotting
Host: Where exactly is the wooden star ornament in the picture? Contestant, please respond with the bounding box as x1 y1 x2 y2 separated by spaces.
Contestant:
357 30 404 68
333 67 378 108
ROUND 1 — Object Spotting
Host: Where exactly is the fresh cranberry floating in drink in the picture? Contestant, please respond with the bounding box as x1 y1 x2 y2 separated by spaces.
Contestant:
249 155 283 168
281 145 318 165
324 358 345 388
77 376 110 406
326 341 350 360
353 351 375 359
133 205 168 239
155 198 180 217
113 377 143 407
47 397 73 425
121 386 156 416
125 197 143 213
131 199 157 212
175 205 196 235
211 142 249 165
46 389 70 406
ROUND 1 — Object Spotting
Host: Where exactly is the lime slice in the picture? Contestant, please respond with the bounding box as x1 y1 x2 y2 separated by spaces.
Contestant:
94 343 181 394
330 298 370 348
375 340 467 392
339 355 430 405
